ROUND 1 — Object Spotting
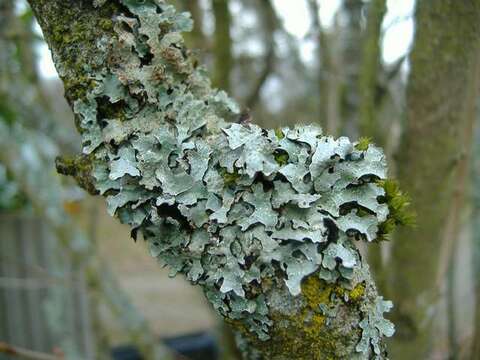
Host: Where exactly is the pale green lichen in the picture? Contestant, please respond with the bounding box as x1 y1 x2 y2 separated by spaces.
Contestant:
57 0 397 357
356 297 395 356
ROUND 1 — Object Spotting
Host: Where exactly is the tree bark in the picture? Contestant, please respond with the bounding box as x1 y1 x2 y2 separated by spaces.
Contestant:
212 0 233 92
389 1 480 358
358 0 387 294
28 1 397 358
339 0 364 138
470 110 480 360
178 0 206 51
358 0 386 144
307 0 331 133
0 341 62 360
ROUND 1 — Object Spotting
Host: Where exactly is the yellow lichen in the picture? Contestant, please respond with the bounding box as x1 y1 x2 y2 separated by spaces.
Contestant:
235 276 361 359
348 283 366 302
302 276 332 309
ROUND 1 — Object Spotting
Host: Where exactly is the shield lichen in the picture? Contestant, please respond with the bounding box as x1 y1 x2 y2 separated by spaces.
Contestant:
38 0 401 357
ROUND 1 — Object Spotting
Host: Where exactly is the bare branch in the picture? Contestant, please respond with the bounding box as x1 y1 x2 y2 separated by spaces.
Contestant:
0 342 63 360
245 0 277 110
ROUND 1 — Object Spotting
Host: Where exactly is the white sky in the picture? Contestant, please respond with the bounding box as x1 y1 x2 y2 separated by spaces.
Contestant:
272 0 414 64
37 0 415 78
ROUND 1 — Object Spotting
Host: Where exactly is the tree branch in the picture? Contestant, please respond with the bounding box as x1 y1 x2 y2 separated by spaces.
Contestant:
28 0 398 358
307 0 341 136
0 342 63 360
358 0 386 144
244 0 277 110
212 0 232 92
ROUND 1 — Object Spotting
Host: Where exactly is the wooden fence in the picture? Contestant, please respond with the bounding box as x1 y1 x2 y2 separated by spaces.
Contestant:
0 215 95 359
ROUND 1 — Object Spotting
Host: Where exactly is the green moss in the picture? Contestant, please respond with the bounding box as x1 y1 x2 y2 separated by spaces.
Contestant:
99 18 113 31
243 276 359 359
274 150 289 166
97 96 127 121
376 179 415 241
37 1 123 102
55 154 98 195
355 136 372 151
274 128 285 140
64 76 97 104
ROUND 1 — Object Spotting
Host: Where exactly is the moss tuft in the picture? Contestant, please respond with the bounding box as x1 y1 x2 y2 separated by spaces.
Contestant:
355 136 372 151
274 128 285 140
99 18 113 31
376 179 415 241
274 150 289 166
55 154 98 195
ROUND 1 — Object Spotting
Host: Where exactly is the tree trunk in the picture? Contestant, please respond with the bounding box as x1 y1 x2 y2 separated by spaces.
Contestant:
212 0 233 92
358 0 386 144
307 0 337 135
471 113 480 360
357 0 387 295
178 0 206 51
28 1 397 358
244 0 277 111
389 1 480 358
339 0 364 138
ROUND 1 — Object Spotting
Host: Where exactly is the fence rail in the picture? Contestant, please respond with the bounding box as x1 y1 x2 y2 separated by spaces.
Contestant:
0 215 95 359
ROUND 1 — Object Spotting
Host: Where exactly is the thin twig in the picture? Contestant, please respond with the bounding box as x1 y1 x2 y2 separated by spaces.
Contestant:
245 0 277 110
0 342 63 360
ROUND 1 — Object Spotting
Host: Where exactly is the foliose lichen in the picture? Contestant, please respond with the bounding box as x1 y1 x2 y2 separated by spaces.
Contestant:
59 0 397 357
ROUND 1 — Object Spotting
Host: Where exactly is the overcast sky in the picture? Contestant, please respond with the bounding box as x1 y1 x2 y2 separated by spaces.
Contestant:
37 0 415 79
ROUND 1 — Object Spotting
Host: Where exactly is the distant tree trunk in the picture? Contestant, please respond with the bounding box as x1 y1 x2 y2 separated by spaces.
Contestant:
471 115 480 359
446 252 459 360
0 0 15 86
179 0 207 51
307 0 330 134
358 0 386 144
339 0 364 137
212 0 232 92
244 0 277 110
389 1 480 358
358 0 388 293
324 17 343 138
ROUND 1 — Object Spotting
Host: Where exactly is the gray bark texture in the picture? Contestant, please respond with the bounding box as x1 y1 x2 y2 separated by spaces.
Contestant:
389 0 480 358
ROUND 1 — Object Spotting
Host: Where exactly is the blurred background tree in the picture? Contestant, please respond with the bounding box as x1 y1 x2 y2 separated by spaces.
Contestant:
0 1 174 358
1 0 479 359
